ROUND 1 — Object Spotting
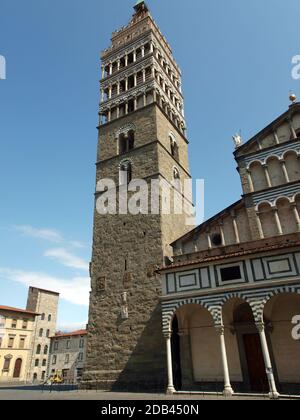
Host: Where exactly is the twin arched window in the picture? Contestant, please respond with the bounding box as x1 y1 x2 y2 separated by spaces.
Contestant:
119 130 135 155
170 132 179 160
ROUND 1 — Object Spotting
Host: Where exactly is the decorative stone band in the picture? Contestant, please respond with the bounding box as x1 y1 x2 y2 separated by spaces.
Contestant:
161 283 300 335
244 140 300 169
99 80 185 129
252 182 300 209
101 33 152 68
101 56 154 89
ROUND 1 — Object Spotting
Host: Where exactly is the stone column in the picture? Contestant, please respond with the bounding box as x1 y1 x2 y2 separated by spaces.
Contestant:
288 118 297 140
263 165 272 188
134 73 137 87
143 93 147 107
150 41 154 53
117 59 121 71
215 326 234 397
206 231 212 249
256 322 279 399
108 108 111 123
280 160 290 183
232 216 240 244
165 332 175 394
134 97 137 111
255 212 264 239
273 129 280 145
247 170 254 192
133 50 137 63
273 207 283 235
116 106 120 119
125 77 128 92
141 46 145 58
125 54 128 67
108 85 112 100
100 88 105 103
142 69 146 83
125 102 128 115
109 62 113 75
292 203 300 231
219 223 226 246
101 65 105 79
117 82 120 96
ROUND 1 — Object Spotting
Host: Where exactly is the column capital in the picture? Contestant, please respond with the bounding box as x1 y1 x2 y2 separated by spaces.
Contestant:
255 321 265 333
215 325 225 336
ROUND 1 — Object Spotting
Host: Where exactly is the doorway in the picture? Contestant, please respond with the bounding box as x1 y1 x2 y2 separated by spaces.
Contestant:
13 358 22 378
243 333 269 392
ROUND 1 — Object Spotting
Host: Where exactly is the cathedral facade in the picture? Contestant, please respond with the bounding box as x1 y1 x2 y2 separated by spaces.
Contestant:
84 1 300 397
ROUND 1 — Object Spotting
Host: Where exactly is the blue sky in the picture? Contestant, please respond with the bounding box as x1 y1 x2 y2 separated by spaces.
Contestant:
0 0 299 330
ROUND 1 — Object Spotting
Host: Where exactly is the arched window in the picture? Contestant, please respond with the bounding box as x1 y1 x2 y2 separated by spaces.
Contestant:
46 329 50 338
41 313 45 321
44 345 48 355
39 328 43 337
119 160 132 185
119 130 135 155
170 133 179 160
48 314 52 322
173 167 180 180
36 344 41 354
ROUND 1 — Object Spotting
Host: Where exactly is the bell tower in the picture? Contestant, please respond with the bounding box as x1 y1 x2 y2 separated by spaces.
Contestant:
84 1 192 390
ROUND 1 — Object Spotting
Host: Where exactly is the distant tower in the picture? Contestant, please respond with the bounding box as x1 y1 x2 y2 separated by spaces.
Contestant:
84 1 192 390
26 287 59 382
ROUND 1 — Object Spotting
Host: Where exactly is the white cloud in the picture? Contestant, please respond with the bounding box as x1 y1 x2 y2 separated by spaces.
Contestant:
0 268 90 306
44 248 89 271
14 225 63 243
13 225 88 249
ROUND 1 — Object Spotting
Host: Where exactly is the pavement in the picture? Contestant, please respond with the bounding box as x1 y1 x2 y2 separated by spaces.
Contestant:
0 385 273 400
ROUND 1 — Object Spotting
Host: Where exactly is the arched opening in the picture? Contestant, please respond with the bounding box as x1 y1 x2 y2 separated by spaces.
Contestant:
258 203 277 238
223 298 269 393
264 293 300 395
36 344 41 354
13 358 22 378
276 197 296 234
119 131 135 155
266 157 285 187
249 162 268 191
284 151 300 182
171 304 222 392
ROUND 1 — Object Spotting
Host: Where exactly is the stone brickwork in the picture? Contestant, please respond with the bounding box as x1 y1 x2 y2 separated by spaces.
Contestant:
83 2 192 391
26 287 59 382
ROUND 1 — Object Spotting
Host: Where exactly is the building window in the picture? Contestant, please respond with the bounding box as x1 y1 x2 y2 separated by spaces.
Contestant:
78 352 84 362
41 313 45 321
170 133 179 160
44 345 48 355
66 340 71 349
211 233 223 247
119 160 132 185
8 337 14 348
46 329 50 338
42 359 47 367
35 359 39 367
220 266 242 282
48 314 52 322
19 337 26 349
52 355 57 365
11 319 17 329
54 341 59 351
3 356 11 372
79 338 84 349
39 328 43 337
22 319 28 329
41 371 46 381
36 344 41 354
119 131 135 155
65 354 70 364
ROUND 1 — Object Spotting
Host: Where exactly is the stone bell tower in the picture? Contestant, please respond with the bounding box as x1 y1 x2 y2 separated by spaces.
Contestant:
83 1 192 390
